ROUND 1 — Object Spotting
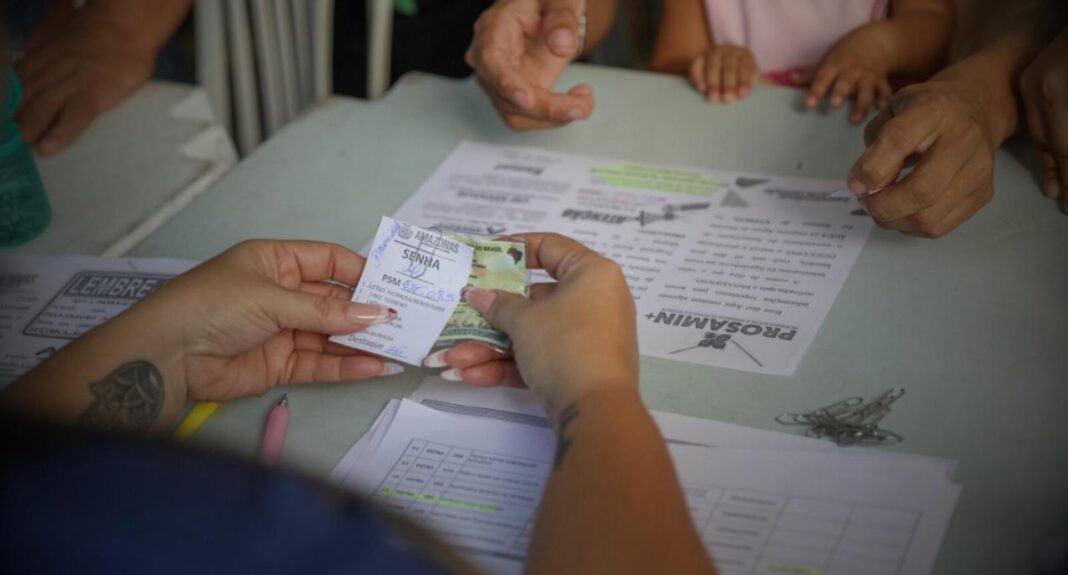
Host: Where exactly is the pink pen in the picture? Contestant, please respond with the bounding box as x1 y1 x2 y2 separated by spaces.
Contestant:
259 394 290 464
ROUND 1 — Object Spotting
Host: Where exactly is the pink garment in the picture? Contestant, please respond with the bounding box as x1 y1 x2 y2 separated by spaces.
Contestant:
703 0 889 85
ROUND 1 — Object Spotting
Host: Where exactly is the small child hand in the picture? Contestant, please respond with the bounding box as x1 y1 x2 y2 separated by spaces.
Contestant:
689 45 759 103
801 43 893 124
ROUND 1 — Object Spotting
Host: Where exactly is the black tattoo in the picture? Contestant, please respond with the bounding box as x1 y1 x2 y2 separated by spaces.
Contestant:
79 361 164 430
553 403 580 470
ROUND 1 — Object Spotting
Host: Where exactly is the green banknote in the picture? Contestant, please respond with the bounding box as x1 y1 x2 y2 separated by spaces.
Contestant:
431 238 526 352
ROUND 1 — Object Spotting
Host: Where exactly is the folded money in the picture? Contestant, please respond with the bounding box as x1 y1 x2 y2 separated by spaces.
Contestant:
431 237 527 353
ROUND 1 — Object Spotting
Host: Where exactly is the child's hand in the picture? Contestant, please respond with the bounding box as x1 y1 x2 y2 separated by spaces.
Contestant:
689 45 761 103
801 34 893 124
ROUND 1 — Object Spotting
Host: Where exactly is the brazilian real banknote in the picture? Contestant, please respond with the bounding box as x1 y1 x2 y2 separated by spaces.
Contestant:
431 237 526 353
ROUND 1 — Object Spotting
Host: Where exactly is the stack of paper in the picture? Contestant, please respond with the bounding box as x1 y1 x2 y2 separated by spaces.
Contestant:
332 378 961 575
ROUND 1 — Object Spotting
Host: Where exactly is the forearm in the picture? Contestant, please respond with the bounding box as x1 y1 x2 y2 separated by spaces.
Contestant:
0 300 188 432
87 0 192 52
648 0 710 74
582 0 617 56
526 389 715 575
937 32 1040 145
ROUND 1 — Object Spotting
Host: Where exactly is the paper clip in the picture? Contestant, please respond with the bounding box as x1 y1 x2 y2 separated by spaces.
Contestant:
776 389 906 447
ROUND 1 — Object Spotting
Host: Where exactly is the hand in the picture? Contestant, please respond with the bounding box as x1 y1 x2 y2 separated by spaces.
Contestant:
140 240 400 404
803 32 893 124
688 45 759 103
428 233 638 407
15 4 159 156
1020 27 1068 212
466 0 595 131
846 75 998 238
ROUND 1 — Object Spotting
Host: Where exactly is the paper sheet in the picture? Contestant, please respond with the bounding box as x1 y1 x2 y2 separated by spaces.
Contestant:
331 216 473 365
0 254 196 388
334 398 960 575
393 142 874 375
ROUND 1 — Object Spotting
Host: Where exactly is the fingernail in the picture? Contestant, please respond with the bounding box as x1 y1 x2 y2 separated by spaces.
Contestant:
804 96 817 108
568 108 584 120
346 304 395 325
463 287 497 313
847 179 867 196
549 29 574 51
723 93 736 103
1044 180 1061 198
511 90 530 109
380 362 405 376
423 349 449 368
37 138 60 156
831 96 843 107
440 368 464 382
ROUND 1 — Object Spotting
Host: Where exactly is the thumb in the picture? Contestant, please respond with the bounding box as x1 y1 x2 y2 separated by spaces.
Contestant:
542 0 584 58
464 287 531 336
267 288 394 334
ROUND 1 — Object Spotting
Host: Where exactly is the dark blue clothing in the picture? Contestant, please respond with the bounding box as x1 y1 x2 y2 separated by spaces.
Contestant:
0 418 457 575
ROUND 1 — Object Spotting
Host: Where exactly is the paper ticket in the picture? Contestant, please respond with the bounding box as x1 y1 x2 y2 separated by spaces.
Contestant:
331 216 473 365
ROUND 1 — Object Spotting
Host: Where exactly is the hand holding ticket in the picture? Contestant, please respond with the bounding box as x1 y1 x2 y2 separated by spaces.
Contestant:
331 217 474 365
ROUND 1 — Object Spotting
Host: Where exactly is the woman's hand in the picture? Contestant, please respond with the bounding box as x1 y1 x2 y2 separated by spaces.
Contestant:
426 233 638 409
2 240 400 431
688 45 761 103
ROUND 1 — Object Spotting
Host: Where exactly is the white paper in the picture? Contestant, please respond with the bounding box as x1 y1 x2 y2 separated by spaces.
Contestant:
335 399 959 575
393 142 874 375
331 216 473 365
0 254 196 388
409 377 959 478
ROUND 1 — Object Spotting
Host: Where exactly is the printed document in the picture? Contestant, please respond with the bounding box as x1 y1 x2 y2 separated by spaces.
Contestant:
0 254 195 387
393 142 874 375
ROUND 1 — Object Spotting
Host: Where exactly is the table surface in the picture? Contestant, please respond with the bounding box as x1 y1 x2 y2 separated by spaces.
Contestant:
2 81 228 256
128 64 1068 574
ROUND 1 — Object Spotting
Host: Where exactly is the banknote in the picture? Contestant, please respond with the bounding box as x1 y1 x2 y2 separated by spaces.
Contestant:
431 238 526 352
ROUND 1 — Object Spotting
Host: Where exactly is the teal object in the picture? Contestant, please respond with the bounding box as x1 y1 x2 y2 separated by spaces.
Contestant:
0 69 50 246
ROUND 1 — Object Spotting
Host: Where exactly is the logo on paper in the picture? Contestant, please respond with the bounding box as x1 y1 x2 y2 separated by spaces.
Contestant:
398 225 414 240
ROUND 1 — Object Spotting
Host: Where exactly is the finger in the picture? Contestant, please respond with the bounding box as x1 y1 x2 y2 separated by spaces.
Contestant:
424 342 507 368
689 53 707 93
864 136 968 223
805 65 838 109
283 352 397 384
542 0 582 58
863 105 894 146
792 66 816 87
13 72 79 145
299 281 354 301
17 56 75 107
737 55 755 99
851 77 875 124
527 282 558 300
506 232 605 280
705 50 723 102
848 106 939 195
256 240 367 288
443 359 524 387
462 288 532 336
901 181 992 238
721 50 740 101
875 80 893 110
266 287 394 334
34 96 98 157
1041 152 1062 199
829 69 862 109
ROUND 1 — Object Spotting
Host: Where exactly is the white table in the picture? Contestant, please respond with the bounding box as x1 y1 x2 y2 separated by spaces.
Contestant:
129 65 1068 574
2 81 235 256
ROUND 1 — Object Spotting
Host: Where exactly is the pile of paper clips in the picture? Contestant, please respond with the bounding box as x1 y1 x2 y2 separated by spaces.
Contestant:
776 388 905 447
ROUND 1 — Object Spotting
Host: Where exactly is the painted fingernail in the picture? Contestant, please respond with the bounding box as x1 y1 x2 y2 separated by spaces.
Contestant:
380 362 405 376
463 287 497 313
423 349 449 368
847 179 867 196
549 29 575 51
440 368 464 382
568 108 584 120
346 304 395 324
